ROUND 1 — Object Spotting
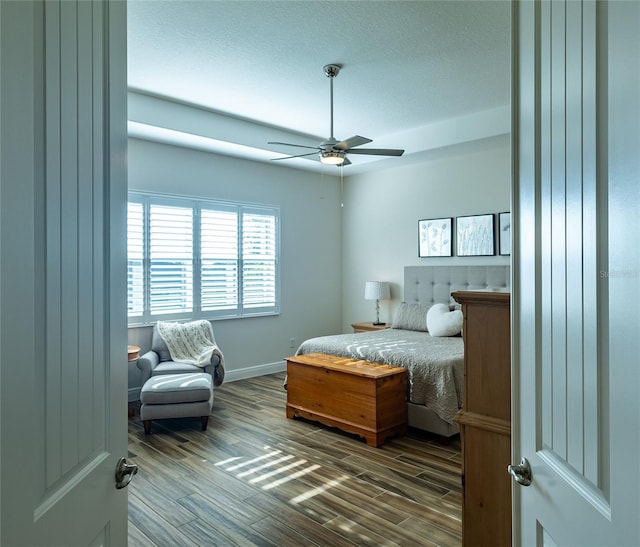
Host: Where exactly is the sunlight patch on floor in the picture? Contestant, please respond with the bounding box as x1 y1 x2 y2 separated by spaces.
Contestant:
213 444 341 496
290 475 349 504
214 456 243 466
236 454 295 478
248 459 308 484
224 449 282 471
262 464 321 491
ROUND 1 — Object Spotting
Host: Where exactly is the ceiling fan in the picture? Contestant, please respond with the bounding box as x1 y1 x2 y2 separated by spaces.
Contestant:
269 64 405 167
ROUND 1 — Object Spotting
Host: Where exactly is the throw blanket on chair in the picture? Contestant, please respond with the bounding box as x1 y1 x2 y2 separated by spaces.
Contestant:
156 320 225 386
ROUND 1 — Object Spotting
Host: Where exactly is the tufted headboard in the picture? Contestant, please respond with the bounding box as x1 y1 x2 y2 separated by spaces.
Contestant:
404 265 510 306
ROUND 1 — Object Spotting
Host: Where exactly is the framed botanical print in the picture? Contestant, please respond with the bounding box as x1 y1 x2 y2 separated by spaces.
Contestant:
418 217 452 257
456 214 495 256
498 212 511 256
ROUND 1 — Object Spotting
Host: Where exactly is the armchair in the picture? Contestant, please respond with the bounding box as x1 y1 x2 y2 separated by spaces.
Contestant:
137 324 222 386
137 321 225 434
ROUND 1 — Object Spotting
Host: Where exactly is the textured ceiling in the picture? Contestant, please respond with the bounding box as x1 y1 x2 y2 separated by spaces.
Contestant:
127 0 511 172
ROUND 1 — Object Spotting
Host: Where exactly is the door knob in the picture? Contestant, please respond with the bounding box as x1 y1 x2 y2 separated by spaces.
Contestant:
508 457 532 486
115 457 138 489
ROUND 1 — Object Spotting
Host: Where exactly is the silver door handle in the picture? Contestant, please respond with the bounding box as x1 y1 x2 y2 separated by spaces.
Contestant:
508 457 532 486
115 457 138 489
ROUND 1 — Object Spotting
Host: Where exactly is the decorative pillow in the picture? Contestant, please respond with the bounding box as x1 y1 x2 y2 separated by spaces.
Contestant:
426 303 463 337
392 302 431 332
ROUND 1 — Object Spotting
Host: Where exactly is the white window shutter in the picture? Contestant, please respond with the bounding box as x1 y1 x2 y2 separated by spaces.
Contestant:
127 202 144 317
200 209 238 311
242 211 277 309
149 204 193 315
127 194 279 323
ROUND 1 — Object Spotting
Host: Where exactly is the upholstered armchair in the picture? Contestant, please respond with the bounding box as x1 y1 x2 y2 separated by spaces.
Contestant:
137 324 222 386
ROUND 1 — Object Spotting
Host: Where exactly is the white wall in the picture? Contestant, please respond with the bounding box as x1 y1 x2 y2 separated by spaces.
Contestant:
342 134 511 330
127 138 343 379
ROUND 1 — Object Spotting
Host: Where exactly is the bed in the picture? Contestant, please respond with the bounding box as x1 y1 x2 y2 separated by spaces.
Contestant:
296 265 510 437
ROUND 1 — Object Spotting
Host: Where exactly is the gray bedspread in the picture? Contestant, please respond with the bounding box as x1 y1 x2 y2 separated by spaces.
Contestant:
295 328 464 424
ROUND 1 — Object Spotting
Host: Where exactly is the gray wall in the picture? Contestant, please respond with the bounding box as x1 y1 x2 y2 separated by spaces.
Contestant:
127 138 343 380
342 135 511 330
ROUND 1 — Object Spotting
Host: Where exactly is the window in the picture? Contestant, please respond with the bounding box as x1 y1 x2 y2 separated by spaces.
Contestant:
128 193 279 324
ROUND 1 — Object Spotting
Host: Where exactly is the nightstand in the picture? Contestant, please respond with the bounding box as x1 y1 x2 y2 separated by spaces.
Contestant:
351 322 392 333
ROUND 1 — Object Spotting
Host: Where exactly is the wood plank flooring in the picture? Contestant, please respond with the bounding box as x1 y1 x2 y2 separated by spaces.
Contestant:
128 372 462 547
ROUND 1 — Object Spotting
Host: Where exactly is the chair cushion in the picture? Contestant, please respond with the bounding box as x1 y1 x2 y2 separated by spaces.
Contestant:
141 373 212 405
152 361 204 376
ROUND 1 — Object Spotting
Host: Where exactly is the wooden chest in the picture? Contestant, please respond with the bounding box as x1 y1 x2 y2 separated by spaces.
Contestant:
286 352 408 447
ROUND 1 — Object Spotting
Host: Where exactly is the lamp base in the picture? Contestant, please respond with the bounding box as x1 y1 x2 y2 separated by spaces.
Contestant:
372 322 386 326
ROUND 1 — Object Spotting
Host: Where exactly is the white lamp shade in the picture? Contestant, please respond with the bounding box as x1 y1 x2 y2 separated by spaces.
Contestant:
364 281 390 300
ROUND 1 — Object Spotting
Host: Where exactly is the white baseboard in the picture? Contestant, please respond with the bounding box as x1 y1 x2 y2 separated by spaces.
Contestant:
224 360 286 383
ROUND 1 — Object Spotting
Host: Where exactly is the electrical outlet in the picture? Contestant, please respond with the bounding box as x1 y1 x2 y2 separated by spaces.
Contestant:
289 337 296 348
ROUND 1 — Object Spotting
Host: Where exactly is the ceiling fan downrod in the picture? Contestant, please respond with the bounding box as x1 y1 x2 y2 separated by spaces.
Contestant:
324 64 341 142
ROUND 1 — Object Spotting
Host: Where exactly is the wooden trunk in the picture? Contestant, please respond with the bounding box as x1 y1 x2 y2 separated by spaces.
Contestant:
452 290 511 547
286 352 408 447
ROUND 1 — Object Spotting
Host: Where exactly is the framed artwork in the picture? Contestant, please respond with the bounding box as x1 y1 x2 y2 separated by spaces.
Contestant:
499 212 511 256
418 217 452 257
456 214 495 256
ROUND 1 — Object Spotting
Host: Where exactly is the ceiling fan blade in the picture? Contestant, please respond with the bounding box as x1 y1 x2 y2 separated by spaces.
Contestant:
335 135 372 150
268 141 320 151
346 148 405 157
271 151 319 161
342 156 352 166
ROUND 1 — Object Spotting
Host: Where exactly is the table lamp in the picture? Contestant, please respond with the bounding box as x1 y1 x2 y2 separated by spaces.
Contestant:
364 281 391 325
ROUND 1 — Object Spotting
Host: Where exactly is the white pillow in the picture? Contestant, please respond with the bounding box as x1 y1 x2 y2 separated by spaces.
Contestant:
426 303 463 337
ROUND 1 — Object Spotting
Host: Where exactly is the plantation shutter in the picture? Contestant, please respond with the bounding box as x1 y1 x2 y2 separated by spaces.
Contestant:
149 204 193 315
127 202 144 317
127 193 279 323
200 208 239 311
242 209 277 309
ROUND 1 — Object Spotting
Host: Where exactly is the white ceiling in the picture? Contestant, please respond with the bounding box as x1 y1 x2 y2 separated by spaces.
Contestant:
127 0 511 174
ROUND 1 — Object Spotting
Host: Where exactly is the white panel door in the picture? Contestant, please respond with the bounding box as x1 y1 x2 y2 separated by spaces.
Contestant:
513 0 639 545
0 1 129 545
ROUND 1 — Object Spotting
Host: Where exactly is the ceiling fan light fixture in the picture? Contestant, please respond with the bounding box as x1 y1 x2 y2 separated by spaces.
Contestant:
320 150 345 165
269 64 404 166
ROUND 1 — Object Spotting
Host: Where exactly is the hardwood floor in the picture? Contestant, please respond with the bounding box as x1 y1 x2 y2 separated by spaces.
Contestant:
128 372 462 546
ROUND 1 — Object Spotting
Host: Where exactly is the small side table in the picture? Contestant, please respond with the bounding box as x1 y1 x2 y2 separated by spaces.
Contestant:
350 322 392 333
128 345 140 362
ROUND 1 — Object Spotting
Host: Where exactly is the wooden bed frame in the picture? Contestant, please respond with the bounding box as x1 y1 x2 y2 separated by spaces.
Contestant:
402 265 510 436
